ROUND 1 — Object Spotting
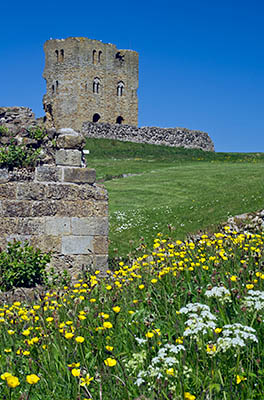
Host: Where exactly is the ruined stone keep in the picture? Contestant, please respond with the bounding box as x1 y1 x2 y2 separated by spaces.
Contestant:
43 37 139 131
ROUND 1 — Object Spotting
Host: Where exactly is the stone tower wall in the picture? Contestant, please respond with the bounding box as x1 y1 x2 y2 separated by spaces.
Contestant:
43 37 138 131
0 129 108 278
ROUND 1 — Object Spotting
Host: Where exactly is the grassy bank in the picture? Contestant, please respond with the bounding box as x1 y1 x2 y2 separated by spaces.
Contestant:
85 139 264 259
1 229 264 399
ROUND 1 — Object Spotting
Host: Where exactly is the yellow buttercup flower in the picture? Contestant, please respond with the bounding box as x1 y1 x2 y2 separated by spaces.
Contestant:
103 321 113 329
166 368 174 376
112 306 121 313
214 328 222 334
65 332 74 339
246 284 254 290
80 373 94 386
71 368 81 377
236 375 247 384
184 392 196 400
104 358 117 367
26 374 40 384
1 372 12 381
6 375 20 388
75 336 85 343
145 332 154 338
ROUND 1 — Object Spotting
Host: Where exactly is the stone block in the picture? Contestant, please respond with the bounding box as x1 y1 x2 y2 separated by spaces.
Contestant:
78 185 108 201
94 201 108 217
71 217 108 235
62 235 93 255
35 166 62 182
31 201 58 217
0 236 7 249
93 255 108 272
63 168 96 184
31 235 61 253
56 200 94 217
17 218 45 235
45 184 79 200
2 200 32 217
0 183 16 199
6 235 31 245
17 183 46 200
45 217 71 235
0 169 9 183
55 149 82 166
93 236 108 254
0 218 18 234
57 129 85 149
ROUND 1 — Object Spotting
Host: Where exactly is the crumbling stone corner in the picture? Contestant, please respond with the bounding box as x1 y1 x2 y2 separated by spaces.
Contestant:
0 128 108 278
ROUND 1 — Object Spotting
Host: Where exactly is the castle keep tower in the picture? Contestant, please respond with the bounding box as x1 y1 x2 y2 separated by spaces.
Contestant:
43 37 138 131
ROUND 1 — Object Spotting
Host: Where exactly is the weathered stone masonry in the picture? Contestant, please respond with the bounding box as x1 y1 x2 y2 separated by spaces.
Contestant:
43 37 138 131
82 122 215 152
0 129 108 277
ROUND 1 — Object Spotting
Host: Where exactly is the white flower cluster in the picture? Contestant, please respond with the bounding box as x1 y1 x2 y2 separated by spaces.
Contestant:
126 350 147 374
217 323 258 352
242 290 264 312
134 343 185 387
205 286 231 303
152 344 185 366
179 303 217 338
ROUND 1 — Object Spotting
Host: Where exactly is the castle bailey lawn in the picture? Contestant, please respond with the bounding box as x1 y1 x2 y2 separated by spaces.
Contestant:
85 138 264 259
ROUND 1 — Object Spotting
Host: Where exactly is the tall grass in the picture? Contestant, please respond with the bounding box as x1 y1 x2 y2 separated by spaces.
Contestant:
0 228 264 399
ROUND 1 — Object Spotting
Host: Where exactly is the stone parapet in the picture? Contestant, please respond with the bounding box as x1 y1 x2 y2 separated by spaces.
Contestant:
82 122 215 152
0 129 108 278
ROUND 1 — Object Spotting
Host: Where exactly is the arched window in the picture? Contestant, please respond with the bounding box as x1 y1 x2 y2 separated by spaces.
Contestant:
55 50 59 62
116 116 124 124
117 81 124 97
93 77 100 94
52 84 55 94
93 113 101 123
60 49 64 62
93 50 97 64
56 81 59 91
98 51 102 64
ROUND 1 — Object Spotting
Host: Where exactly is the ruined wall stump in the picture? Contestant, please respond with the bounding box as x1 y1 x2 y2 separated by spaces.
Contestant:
0 129 108 278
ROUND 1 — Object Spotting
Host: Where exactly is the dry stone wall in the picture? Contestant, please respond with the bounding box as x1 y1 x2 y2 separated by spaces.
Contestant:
82 122 215 151
0 128 108 277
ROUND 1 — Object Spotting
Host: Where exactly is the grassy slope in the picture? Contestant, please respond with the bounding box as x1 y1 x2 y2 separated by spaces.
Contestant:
85 138 264 259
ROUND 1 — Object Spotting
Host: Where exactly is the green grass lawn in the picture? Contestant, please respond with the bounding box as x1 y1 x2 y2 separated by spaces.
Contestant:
85 138 264 260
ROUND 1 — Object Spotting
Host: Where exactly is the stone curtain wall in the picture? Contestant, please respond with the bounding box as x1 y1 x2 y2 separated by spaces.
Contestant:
82 122 215 152
0 129 108 277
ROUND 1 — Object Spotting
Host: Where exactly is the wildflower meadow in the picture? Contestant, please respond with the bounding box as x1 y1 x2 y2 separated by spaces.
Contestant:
1 226 264 399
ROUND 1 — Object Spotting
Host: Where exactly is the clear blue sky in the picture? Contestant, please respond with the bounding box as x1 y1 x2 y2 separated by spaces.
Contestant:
1 0 263 152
